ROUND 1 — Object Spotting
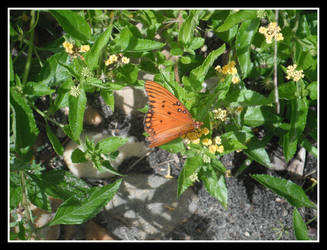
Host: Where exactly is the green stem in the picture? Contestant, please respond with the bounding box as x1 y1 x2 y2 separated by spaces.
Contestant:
22 10 36 84
30 102 64 128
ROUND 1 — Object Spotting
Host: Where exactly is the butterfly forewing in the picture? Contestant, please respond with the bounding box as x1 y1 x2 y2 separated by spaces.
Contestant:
144 81 201 148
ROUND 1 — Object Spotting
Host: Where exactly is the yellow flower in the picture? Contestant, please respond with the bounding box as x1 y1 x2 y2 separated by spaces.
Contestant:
230 67 237 75
105 54 118 66
79 45 90 53
217 61 239 84
259 22 283 44
121 56 130 64
202 127 210 136
275 33 284 41
63 41 74 54
213 108 228 122
202 138 212 146
232 75 240 84
191 138 200 144
195 128 203 137
259 26 267 34
214 136 221 145
215 65 222 72
209 144 218 154
286 64 304 82
187 131 198 141
216 145 224 154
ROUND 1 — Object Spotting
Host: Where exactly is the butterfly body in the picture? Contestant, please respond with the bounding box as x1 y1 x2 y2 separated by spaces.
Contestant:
144 81 203 148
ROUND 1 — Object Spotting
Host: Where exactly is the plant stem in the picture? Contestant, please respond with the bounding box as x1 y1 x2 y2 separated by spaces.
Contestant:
22 10 36 84
30 102 64 128
273 10 280 114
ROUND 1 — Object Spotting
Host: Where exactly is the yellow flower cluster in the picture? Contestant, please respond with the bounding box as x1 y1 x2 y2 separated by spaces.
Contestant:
122 56 130 64
182 127 209 145
63 41 74 54
105 55 118 65
286 64 304 82
201 135 224 154
63 41 90 56
79 45 90 53
259 22 284 44
215 61 240 84
213 108 228 122
105 54 130 66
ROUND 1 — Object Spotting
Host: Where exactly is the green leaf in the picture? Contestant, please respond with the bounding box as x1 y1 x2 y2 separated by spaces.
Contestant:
112 27 165 53
217 10 257 32
244 136 272 168
236 18 260 78
177 157 203 197
49 179 122 226
178 10 201 46
272 82 298 100
186 44 226 91
10 172 22 209
71 148 87 163
28 170 90 201
159 138 186 154
49 10 91 42
23 81 55 96
100 90 115 112
282 132 298 163
306 81 317 100
45 122 64 156
200 166 228 209
290 98 309 142
299 136 317 158
243 106 282 127
37 52 71 87
225 85 274 106
49 78 74 114
251 174 316 208
102 161 125 176
220 130 253 155
85 25 113 71
68 88 87 142
293 208 311 240
114 64 139 84
180 56 192 64
96 136 128 154
10 88 39 157
188 37 205 50
26 176 51 212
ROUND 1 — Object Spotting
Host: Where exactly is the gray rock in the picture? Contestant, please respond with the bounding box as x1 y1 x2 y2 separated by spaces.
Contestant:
103 174 199 240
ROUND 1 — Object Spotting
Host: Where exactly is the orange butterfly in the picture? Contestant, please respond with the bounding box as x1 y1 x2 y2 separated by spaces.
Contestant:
144 81 203 148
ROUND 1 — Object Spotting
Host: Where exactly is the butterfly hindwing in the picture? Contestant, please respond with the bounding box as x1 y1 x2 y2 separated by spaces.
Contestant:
144 81 202 148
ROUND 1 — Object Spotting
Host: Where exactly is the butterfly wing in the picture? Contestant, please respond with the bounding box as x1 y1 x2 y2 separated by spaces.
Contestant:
144 81 199 148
